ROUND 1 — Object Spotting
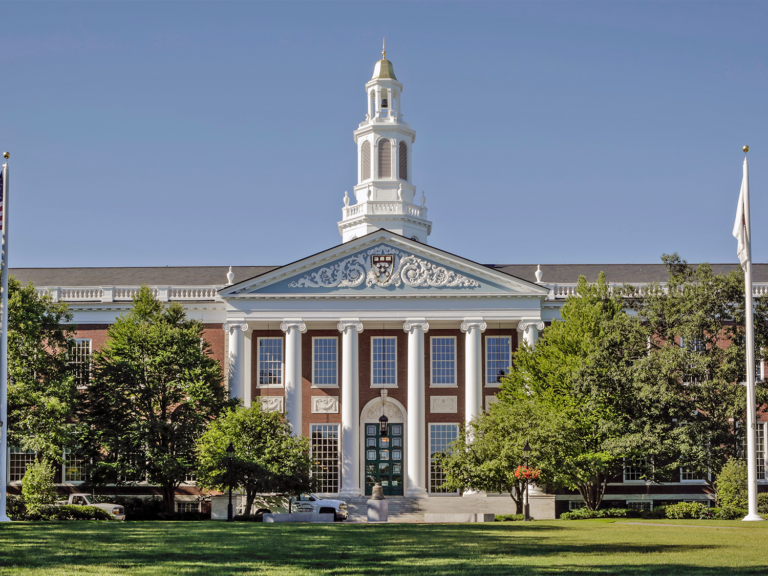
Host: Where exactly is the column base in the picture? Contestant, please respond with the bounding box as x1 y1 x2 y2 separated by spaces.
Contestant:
405 487 429 498
338 488 362 499
0 515 10 523
742 513 765 522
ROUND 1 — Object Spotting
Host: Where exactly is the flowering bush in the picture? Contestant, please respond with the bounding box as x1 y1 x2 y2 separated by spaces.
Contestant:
514 466 541 482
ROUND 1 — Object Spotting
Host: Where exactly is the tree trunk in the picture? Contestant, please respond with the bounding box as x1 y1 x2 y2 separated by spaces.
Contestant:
161 483 176 514
244 490 256 517
509 483 523 515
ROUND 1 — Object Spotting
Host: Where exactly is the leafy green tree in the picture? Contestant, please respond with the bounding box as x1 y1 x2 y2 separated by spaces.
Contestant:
626 254 768 483
714 457 748 510
7 277 77 461
500 273 639 510
21 458 58 515
81 286 234 512
196 404 314 515
438 401 539 514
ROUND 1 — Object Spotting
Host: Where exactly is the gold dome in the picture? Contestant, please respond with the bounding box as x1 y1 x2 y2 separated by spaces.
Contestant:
372 57 397 80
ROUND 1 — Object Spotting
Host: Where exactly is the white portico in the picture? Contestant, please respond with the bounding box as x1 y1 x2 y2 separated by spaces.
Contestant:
219 229 549 497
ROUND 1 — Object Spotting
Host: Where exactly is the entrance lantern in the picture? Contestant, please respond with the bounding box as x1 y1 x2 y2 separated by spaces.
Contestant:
379 415 389 437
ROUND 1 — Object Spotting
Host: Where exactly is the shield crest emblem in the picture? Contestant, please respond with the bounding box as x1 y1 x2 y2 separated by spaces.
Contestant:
372 255 395 283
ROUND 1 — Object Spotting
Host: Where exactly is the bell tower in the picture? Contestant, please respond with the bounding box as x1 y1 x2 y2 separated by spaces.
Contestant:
338 43 432 244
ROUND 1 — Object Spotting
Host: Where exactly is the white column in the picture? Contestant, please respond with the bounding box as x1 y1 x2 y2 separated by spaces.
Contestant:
519 320 545 349
338 319 363 498
224 322 248 403
374 86 382 119
461 319 487 427
281 320 307 436
404 319 429 497
367 89 373 120
243 329 253 407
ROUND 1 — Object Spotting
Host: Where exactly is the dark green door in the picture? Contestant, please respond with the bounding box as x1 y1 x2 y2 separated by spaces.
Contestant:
364 423 404 496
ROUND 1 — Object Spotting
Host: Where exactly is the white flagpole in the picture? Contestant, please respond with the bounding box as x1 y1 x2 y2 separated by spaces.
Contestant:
741 147 763 521
0 155 10 522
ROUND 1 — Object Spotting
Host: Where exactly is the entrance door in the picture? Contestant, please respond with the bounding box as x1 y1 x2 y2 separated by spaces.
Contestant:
364 423 404 496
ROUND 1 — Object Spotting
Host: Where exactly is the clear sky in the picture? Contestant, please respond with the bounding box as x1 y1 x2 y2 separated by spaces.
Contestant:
2 1 767 270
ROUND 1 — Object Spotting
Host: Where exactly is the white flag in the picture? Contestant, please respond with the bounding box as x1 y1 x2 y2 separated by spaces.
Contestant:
733 157 750 268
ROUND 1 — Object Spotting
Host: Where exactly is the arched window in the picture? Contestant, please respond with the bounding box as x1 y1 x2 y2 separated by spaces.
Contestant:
361 141 371 181
399 141 407 181
378 139 391 179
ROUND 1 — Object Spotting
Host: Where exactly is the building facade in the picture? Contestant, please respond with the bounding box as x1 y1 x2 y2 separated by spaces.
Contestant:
8 51 768 517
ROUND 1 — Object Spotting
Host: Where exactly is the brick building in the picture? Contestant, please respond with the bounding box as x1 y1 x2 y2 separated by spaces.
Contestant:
7 51 768 518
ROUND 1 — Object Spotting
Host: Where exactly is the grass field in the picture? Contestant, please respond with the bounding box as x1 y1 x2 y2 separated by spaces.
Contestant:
0 519 766 575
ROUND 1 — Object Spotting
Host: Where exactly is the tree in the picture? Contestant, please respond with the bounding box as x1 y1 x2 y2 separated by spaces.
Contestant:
7 276 77 461
438 401 539 514
195 404 314 515
500 273 639 510
626 254 768 484
21 458 58 515
714 457 748 510
80 286 234 512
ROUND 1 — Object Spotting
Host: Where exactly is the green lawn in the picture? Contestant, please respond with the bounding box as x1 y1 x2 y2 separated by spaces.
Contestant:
0 519 767 575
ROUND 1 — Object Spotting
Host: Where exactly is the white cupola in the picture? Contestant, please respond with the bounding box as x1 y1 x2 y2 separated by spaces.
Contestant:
338 43 432 244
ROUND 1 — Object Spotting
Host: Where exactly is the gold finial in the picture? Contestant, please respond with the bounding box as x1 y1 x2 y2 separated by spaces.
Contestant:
2 152 8 159
743 145 750 153
382 38 386 58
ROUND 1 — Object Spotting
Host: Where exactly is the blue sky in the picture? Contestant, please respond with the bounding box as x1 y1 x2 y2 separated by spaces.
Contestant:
1 1 767 269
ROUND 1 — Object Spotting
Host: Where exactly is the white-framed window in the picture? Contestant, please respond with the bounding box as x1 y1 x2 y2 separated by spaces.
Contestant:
569 501 587 510
258 337 284 387
626 500 653 511
623 458 647 483
312 337 338 387
120 453 146 483
740 421 766 480
680 467 707 482
69 338 92 388
430 337 456 387
63 448 86 483
371 337 397 387
429 423 459 494
310 424 340 494
485 336 512 386
9 447 36 483
176 502 201 513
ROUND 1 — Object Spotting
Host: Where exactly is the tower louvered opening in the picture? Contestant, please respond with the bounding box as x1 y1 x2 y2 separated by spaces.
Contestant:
378 139 392 179
399 141 407 181
361 141 371 181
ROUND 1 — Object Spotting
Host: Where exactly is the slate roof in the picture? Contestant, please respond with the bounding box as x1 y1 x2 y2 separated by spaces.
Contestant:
9 263 766 288
489 264 768 284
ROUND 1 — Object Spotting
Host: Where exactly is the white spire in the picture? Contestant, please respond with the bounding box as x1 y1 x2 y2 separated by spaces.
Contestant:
338 48 432 244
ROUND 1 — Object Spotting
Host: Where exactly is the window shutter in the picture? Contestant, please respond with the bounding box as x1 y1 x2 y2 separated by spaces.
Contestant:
378 140 391 179
361 141 371 181
399 141 407 181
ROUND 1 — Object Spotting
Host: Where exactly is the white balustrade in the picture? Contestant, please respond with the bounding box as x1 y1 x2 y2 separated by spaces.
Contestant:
32 285 223 303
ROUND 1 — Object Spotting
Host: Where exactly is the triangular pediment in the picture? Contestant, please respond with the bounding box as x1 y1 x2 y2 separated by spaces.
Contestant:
220 230 548 298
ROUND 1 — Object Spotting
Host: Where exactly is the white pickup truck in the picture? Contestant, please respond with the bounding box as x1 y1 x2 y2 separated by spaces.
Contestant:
56 493 126 521
289 493 348 521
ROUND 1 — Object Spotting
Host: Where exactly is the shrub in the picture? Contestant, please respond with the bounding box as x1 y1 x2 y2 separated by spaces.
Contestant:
21 505 113 521
561 508 630 520
710 507 747 520
6 495 27 521
21 459 58 515
715 458 748 510
495 514 525 522
758 493 768 514
664 502 711 520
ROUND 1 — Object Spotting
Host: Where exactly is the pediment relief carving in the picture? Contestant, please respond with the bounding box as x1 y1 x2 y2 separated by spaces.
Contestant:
288 245 480 289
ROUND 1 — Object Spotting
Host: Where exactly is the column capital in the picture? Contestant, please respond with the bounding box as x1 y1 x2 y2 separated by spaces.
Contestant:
223 322 248 334
461 318 487 333
337 319 364 334
518 320 545 332
280 319 307 334
403 319 429 334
